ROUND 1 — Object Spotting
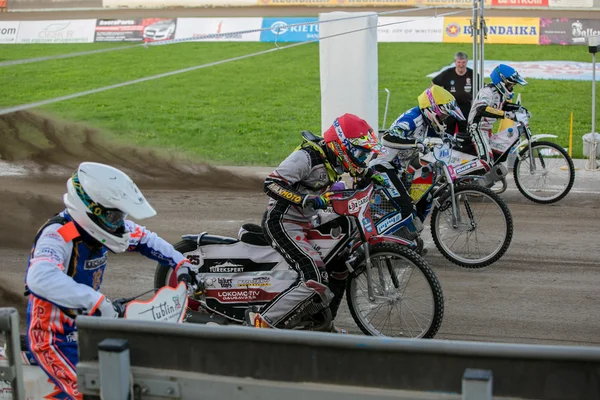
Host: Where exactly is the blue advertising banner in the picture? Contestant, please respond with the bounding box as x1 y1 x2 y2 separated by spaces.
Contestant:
260 17 319 43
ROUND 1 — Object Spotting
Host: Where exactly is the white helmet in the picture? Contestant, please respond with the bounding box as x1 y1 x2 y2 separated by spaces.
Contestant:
63 162 156 253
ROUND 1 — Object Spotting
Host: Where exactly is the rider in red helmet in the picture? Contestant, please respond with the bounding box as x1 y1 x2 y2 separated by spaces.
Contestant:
247 113 386 332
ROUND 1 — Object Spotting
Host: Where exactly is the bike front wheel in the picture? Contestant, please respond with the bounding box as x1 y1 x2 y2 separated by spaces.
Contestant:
430 184 513 268
513 141 575 204
346 242 444 339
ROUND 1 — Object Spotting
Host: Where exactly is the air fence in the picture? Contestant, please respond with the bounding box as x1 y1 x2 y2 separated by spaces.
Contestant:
5 307 599 400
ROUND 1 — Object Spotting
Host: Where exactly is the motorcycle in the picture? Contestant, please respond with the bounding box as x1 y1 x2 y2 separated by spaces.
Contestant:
371 135 514 269
0 283 189 400
448 106 575 204
154 182 445 339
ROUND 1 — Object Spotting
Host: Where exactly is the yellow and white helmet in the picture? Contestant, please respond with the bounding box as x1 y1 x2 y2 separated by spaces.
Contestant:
418 85 465 135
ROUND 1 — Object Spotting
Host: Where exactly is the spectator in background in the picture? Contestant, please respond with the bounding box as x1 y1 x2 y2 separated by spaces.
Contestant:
431 52 473 136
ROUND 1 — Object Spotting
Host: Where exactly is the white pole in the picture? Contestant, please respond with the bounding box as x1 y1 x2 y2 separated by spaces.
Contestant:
479 0 485 92
586 36 599 171
472 0 479 102
591 52 598 169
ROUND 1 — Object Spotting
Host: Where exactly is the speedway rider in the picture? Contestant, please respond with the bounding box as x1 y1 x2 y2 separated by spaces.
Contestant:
247 113 386 332
457 63 528 164
24 162 195 400
369 85 465 252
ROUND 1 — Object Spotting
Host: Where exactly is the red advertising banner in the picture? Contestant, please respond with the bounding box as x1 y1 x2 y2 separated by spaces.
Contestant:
492 0 548 6
0 0 6 11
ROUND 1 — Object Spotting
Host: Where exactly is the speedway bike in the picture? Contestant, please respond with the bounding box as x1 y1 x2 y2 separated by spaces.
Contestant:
154 182 445 339
371 135 514 269
448 107 575 204
0 283 189 400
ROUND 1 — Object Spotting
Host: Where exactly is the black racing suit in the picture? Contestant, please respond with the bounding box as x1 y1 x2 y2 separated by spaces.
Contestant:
260 138 348 328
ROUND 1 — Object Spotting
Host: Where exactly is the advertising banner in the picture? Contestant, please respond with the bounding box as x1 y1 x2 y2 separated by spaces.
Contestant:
0 0 6 11
258 0 490 6
95 18 177 42
540 18 600 45
548 0 592 7
427 60 600 81
491 0 548 6
0 21 19 43
378 17 444 43
260 17 319 42
16 20 96 43
103 0 254 7
6 0 101 10
174 18 262 42
443 17 539 44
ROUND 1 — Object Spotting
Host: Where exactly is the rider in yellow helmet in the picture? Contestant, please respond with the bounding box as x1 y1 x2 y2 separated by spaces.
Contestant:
369 85 465 254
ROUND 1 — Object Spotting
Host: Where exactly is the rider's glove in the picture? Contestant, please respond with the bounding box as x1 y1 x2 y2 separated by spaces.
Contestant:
363 168 389 188
176 261 194 285
303 195 329 210
519 106 532 118
504 111 518 121
370 171 388 187
96 296 119 318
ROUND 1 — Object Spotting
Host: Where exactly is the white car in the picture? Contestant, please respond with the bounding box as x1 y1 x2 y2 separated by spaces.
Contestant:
143 19 176 41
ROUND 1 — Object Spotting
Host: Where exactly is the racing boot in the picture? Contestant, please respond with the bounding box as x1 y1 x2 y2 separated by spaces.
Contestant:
244 307 272 329
397 214 427 256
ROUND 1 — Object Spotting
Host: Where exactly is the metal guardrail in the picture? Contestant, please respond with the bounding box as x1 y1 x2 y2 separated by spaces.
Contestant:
0 308 25 400
76 316 600 400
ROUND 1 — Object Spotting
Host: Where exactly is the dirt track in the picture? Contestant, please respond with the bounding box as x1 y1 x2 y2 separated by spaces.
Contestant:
2 173 600 346
1 109 599 346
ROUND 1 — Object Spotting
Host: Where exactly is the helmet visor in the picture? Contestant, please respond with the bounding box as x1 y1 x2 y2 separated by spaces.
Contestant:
72 171 127 235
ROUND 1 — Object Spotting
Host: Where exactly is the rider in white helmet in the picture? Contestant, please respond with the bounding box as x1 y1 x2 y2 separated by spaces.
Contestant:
24 162 195 400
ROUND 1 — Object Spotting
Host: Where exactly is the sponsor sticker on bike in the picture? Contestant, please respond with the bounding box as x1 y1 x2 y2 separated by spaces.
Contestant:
362 217 373 233
376 213 403 233
454 161 480 174
348 196 370 213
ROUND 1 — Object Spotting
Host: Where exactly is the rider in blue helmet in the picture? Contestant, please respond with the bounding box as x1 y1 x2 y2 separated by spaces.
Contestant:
458 64 528 165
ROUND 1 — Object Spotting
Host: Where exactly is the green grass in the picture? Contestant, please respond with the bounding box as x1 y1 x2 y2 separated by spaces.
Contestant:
0 42 596 165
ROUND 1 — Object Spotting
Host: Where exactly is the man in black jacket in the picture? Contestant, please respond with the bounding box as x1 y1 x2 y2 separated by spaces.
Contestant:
431 51 474 135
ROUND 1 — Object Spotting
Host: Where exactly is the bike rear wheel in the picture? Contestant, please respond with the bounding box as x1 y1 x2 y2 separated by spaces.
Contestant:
430 184 513 268
513 141 575 204
346 242 444 339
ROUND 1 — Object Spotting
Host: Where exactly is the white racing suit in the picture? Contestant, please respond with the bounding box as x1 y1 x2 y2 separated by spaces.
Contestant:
466 84 521 164
260 141 344 329
24 211 188 400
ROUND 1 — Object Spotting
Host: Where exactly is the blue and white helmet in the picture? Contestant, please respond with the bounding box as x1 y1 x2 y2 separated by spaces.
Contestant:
490 64 528 100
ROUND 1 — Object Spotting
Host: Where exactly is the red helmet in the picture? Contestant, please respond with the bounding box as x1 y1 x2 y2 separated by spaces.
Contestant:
323 113 382 176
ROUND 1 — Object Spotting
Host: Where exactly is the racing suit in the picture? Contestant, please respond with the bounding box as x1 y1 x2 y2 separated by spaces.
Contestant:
260 140 351 329
464 83 520 164
24 210 189 400
369 106 431 241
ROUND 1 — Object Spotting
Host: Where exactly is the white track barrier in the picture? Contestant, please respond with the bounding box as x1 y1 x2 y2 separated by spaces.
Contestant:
319 12 379 133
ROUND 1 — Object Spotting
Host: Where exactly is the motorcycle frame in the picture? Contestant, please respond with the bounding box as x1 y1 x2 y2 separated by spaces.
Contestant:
374 141 474 234
327 183 415 302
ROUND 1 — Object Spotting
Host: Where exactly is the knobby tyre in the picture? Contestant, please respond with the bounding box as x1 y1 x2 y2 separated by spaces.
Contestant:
513 141 575 204
430 184 513 269
346 242 444 339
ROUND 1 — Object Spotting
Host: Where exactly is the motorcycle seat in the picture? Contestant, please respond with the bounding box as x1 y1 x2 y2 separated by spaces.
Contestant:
239 223 270 247
182 233 239 245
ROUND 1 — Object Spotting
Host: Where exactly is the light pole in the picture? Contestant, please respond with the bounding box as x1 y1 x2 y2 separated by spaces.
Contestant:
586 35 600 171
